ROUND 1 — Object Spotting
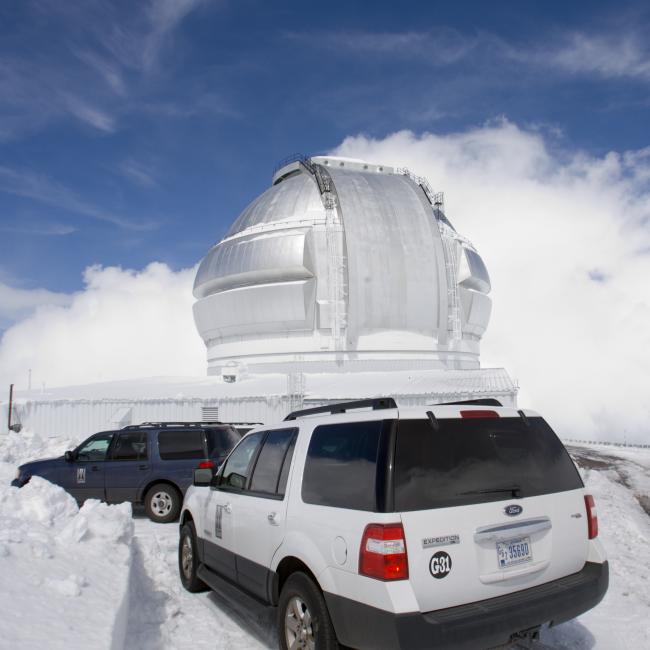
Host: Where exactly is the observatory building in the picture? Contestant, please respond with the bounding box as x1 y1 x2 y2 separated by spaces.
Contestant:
6 156 516 438
194 155 493 377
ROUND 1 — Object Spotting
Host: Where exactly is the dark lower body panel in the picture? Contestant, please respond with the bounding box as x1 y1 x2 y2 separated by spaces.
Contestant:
324 561 609 650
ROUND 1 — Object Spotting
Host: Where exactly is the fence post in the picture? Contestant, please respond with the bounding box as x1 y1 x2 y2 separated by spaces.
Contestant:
7 383 14 432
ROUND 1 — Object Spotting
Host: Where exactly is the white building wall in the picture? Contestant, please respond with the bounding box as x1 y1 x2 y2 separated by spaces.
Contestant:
10 396 295 439
4 369 517 439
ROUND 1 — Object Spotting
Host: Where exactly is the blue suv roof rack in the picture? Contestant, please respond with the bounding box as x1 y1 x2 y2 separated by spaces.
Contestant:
122 421 264 430
122 421 224 430
284 398 397 421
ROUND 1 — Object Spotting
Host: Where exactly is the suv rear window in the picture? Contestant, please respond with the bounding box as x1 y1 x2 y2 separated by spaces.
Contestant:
205 427 241 456
394 417 583 511
302 421 383 511
158 430 205 460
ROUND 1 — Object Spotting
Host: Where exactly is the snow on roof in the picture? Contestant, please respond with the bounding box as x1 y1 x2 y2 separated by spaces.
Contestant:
7 368 516 404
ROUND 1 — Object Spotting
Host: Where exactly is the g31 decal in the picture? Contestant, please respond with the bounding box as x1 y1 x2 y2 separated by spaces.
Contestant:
429 551 452 579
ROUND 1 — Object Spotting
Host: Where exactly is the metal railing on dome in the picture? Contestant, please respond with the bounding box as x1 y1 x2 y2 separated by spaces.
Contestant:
272 153 313 175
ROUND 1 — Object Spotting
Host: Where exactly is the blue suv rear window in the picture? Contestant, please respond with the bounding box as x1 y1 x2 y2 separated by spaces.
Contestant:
158 430 205 460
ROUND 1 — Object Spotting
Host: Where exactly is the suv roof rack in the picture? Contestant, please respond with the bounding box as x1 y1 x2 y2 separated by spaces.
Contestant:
122 421 226 430
430 398 503 407
284 398 397 421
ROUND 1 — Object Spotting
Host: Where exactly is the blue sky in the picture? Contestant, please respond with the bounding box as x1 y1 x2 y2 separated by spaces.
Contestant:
1 0 650 295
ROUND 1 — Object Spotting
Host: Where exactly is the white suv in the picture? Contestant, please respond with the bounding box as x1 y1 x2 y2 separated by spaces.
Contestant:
178 398 608 650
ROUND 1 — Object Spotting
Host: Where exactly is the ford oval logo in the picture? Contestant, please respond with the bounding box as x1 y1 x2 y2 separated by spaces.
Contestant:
504 504 523 517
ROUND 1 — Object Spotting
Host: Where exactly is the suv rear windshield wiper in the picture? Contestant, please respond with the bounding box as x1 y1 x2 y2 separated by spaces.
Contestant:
458 485 522 498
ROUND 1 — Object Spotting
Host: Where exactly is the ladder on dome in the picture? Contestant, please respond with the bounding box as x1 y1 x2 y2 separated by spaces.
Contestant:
435 193 462 343
274 155 347 352
397 170 463 344
304 161 347 354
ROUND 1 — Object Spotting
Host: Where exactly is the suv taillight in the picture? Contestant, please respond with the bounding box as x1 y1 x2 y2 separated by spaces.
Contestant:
359 523 408 581
198 460 214 470
585 494 598 539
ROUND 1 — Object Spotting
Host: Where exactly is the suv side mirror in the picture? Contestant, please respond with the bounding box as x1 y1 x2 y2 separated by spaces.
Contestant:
193 468 213 487
64 450 75 462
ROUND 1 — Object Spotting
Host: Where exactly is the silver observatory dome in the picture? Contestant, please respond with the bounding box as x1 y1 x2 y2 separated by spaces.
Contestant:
193 155 492 376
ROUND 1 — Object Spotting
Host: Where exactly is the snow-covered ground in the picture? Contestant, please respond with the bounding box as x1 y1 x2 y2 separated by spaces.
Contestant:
126 512 273 649
0 476 133 649
1 430 648 649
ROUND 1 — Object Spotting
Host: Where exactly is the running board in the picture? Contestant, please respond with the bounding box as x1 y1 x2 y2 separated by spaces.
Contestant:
197 563 272 609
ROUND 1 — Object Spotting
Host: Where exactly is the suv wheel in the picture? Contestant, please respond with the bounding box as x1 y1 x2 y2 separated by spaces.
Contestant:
179 521 208 592
145 483 181 523
278 572 339 650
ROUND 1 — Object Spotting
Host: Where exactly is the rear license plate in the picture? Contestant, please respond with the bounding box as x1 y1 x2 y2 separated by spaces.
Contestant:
497 536 532 568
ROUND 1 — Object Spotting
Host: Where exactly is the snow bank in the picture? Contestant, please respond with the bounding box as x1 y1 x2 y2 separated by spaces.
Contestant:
0 477 133 649
0 428 73 466
544 450 650 649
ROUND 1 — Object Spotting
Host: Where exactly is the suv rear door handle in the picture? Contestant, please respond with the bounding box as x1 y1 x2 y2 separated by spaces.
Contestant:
268 511 278 525
139 464 149 470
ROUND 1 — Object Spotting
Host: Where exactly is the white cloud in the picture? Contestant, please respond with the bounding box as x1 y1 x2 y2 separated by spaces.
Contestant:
62 94 116 133
0 263 205 388
0 166 158 230
331 121 650 442
117 159 158 188
0 223 76 236
288 26 650 86
0 283 71 329
0 1 208 140
285 28 480 65
546 32 650 81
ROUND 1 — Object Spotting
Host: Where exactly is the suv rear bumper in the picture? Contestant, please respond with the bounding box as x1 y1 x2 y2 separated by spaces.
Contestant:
324 561 609 650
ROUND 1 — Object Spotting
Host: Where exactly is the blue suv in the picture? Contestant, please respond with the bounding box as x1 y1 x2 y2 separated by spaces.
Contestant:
11 422 242 523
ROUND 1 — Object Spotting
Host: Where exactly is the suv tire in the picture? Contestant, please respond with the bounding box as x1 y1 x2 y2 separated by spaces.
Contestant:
278 572 339 650
145 483 181 523
179 521 209 593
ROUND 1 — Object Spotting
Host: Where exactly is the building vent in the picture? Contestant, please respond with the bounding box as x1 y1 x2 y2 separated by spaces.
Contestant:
202 406 220 422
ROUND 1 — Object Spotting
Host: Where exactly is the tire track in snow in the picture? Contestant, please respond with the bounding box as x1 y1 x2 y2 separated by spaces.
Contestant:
125 516 273 650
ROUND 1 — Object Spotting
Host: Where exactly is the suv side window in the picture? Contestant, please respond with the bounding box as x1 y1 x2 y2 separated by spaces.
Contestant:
302 421 383 511
220 432 264 490
76 433 114 462
249 429 297 497
158 430 205 460
111 431 148 461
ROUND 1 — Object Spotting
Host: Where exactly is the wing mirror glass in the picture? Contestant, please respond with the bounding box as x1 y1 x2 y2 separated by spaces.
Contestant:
64 450 75 462
193 468 213 487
